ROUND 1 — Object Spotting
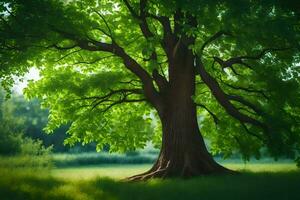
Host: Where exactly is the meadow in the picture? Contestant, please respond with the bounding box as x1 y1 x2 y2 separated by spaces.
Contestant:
1 159 300 200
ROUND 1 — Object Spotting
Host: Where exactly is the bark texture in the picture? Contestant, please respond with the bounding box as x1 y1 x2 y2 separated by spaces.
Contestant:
127 42 233 181
127 103 232 181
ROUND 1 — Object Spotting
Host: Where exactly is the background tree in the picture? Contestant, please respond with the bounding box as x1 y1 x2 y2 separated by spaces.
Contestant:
0 90 23 155
0 0 299 180
0 89 97 152
0 90 52 162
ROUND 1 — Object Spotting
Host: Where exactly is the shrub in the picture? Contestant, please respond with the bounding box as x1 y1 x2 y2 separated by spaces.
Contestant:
0 133 53 169
0 120 22 155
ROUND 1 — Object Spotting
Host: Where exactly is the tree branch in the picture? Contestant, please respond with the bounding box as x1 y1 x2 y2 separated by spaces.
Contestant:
122 0 169 93
147 14 172 37
152 68 168 93
47 43 78 51
72 55 115 65
221 81 269 99
196 57 268 137
122 0 139 18
55 49 82 62
240 123 264 141
196 103 219 125
123 0 154 38
227 94 264 116
50 26 163 109
237 47 292 60
93 10 113 39
75 88 144 110
213 47 293 72
200 31 232 55
100 98 146 113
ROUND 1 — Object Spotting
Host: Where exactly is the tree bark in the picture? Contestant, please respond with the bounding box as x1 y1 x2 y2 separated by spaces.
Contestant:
127 42 233 181
127 99 232 181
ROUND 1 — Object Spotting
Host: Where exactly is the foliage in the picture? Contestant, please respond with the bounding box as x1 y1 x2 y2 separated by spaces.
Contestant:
0 0 299 161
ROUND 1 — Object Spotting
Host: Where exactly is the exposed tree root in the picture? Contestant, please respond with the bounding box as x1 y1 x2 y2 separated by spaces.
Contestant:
125 159 237 182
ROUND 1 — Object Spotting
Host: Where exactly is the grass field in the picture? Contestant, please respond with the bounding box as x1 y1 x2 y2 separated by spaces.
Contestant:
51 162 298 180
1 162 300 200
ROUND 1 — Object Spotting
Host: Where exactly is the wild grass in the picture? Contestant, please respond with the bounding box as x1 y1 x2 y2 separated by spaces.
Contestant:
51 159 298 180
1 159 299 200
0 165 299 200
52 164 151 180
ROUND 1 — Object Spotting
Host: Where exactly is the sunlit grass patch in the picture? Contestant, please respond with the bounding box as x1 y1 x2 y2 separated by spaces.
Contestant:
223 162 298 172
52 164 151 180
81 172 300 200
1 162 299 200
52 161 299 180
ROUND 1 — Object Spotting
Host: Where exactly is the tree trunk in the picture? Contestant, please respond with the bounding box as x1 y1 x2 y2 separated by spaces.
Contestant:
127 99 232 181
127 41 233 181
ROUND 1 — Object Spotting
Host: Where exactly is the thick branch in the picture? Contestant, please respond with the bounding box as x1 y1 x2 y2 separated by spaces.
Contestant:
147 14 172 37
51 26 163 109
122 0 168 93
152 69 169 93
122 0 139 18
139 0 154 38
173 9 183 35
213 56 253 72
196 58 267 134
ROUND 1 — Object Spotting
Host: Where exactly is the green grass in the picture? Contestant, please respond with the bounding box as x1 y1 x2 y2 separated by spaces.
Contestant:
1 162 300 200
52 151 158 167
51 162 298 180
52 164 151 180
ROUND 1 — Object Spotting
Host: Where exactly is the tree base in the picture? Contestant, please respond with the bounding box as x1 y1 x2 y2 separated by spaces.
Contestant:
126 160 236 181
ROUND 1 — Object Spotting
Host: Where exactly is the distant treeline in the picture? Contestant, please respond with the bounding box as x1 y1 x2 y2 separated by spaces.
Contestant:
53 150 159 167
0 90 96 153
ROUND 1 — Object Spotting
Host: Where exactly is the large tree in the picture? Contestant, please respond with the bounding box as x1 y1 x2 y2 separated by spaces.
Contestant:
1 0 300 180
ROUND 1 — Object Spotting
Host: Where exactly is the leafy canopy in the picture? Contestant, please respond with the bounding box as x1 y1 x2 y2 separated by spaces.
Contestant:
0 0 299 160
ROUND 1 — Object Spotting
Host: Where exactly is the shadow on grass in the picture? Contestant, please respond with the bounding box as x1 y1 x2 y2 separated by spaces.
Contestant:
81 172 300 200
1 170 300 200
0 169 83 200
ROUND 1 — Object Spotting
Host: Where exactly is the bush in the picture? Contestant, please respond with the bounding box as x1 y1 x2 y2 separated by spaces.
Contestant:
0 120 22 155
0 133 53 169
